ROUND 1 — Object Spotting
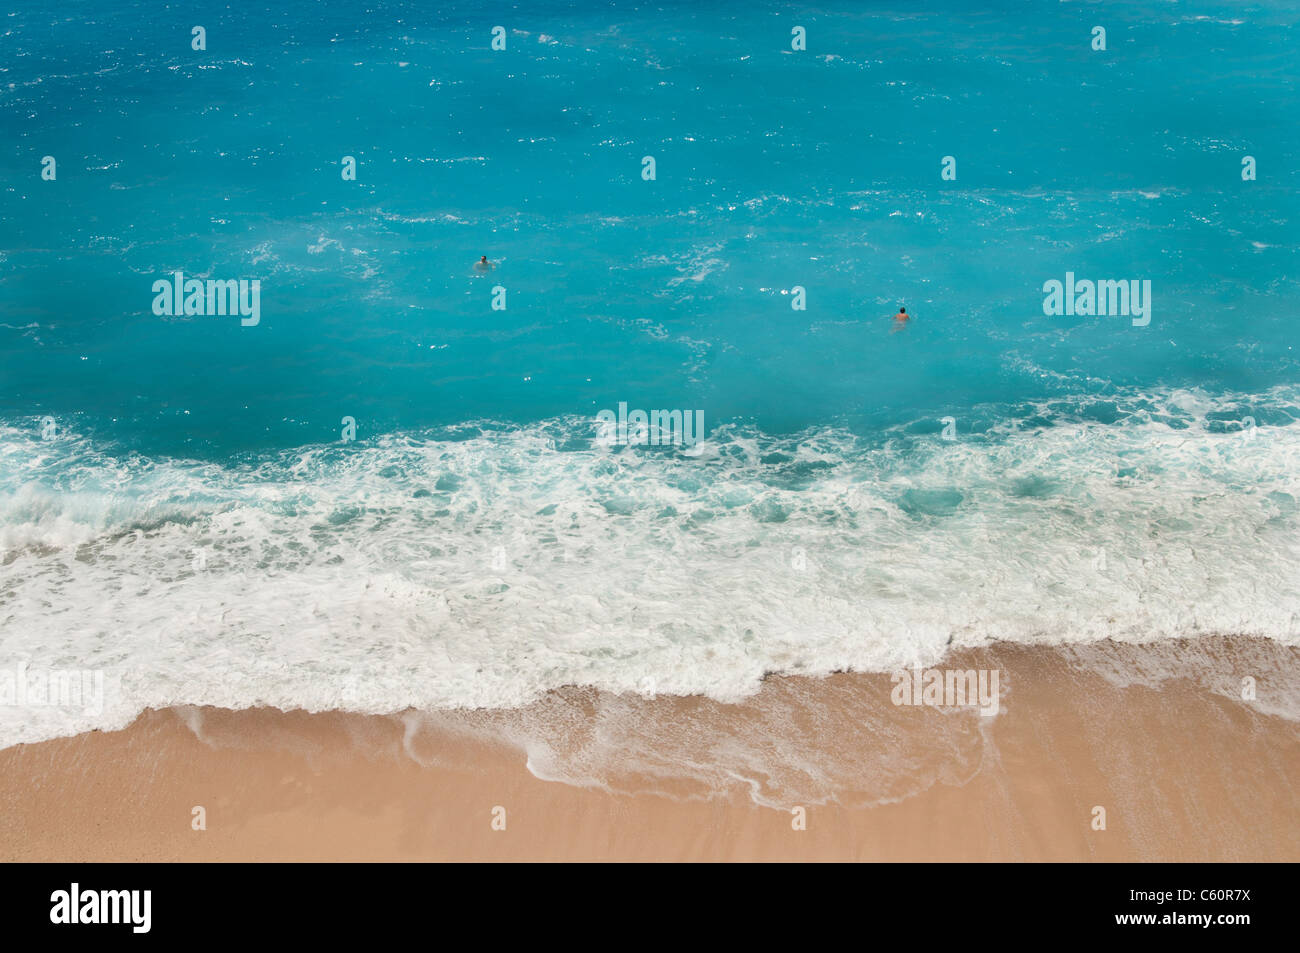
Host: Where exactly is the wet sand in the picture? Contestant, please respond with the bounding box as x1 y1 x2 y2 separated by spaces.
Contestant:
1 638 1297 861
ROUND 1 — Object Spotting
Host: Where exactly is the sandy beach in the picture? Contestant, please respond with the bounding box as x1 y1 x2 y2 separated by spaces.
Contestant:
1 636 1296 862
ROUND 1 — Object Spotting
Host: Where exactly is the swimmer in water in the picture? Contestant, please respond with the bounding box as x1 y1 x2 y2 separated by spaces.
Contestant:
474 255 493 273
891 305 909 332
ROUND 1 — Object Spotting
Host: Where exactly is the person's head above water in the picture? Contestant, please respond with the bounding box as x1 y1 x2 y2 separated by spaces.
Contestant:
480 256 488 263
898 306 906 314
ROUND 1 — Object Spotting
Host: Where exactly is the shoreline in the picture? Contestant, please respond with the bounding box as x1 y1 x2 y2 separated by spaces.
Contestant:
2 637 1298 862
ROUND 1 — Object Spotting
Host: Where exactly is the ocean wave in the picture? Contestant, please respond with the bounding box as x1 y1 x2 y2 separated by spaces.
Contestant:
2 386 1300 747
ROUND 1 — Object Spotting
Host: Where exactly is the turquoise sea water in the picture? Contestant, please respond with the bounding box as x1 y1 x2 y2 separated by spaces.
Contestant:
2 1 1299 750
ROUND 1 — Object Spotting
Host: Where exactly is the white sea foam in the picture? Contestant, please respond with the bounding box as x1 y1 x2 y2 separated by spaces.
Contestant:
2 387 1299 748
